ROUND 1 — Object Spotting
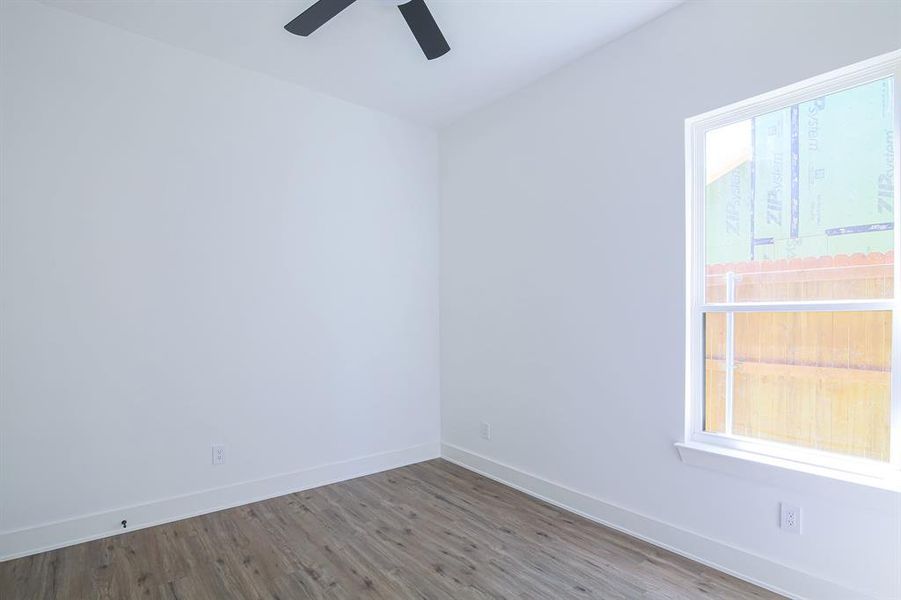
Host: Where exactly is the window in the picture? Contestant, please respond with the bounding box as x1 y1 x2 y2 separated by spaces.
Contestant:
685 51 901 478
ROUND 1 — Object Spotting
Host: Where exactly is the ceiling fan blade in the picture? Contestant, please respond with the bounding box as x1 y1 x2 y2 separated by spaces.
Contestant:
398 0 449 60
285 0 357 36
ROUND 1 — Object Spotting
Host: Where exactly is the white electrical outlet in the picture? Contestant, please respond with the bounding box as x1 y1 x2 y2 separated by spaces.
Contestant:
780 502 801 534
212 444 225 466
479 422 491 440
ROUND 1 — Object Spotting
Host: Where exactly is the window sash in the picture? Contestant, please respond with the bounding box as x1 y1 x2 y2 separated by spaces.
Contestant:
701 300 893 313
685 50 901 475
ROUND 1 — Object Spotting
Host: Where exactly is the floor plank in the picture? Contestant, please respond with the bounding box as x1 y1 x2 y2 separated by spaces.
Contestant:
0 459 783 599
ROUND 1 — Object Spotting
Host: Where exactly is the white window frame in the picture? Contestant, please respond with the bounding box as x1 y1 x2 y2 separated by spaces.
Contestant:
684 50 901 482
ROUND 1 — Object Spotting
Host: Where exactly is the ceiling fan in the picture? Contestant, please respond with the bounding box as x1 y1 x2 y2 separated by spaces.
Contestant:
285 0 450 60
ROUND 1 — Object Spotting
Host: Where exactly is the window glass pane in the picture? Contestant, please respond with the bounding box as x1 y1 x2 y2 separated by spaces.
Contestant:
703 312 727 434
704 310 891 461
705 78 895 302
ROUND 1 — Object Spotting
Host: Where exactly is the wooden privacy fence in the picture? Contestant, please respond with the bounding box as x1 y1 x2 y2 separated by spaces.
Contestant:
704 252 892 461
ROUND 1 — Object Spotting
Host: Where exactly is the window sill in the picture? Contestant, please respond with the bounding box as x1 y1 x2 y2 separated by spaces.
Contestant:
675 442 901 508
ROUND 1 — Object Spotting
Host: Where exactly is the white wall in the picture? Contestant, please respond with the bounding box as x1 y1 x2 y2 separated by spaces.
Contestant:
0 0 439 556
440 1 901 599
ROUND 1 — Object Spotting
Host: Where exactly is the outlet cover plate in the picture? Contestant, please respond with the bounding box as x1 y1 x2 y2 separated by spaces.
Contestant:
212 444 225 466
780 502 801 534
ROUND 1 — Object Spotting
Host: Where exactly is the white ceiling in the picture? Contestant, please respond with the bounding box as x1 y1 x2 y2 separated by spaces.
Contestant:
42 0 681 127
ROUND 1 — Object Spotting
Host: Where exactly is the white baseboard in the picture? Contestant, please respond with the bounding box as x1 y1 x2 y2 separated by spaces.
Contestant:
441 442 871 600
0 442 440 562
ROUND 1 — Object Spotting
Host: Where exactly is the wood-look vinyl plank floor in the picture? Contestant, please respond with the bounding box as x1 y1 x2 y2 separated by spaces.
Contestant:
0 459 783 599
